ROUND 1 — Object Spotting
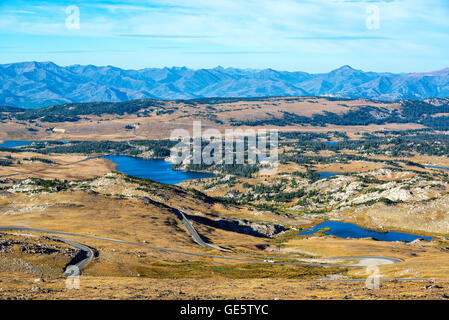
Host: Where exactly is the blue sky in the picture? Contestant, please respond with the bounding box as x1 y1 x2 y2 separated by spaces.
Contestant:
0 0 448 72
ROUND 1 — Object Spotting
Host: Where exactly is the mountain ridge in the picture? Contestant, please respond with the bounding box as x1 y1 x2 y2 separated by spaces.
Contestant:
1 61 449 108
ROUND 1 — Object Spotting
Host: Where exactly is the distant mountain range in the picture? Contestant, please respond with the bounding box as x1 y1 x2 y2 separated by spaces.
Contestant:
1 61 449 108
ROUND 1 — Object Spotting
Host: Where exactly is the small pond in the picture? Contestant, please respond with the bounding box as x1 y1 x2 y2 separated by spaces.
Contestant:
299 221 432 242
0 140 33 148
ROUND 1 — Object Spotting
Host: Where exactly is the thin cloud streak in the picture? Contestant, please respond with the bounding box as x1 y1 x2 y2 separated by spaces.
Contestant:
288 35 394 40
183 51 282 55
119 34 214 39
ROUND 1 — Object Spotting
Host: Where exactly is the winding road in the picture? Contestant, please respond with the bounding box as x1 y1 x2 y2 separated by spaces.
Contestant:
0 151 404 276
0 226 403 277
173 207 228 252
56 238 95 276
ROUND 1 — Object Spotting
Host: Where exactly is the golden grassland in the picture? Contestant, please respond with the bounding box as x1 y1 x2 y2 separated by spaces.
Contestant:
0 177 447 300
0 151 115 180
0 191 269 254
283 237 449 279
2 271 449 300
1 134 449 299
0 97 423 141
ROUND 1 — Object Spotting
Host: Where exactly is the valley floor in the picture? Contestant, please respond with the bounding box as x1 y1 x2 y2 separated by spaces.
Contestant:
2 272 449 300
2 123 449 300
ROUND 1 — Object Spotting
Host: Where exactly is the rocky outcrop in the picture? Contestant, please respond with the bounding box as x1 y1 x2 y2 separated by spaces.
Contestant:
0 238 76 256
186 214 289 238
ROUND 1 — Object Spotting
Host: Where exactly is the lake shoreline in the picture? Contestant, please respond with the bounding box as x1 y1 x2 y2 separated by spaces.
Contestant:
102 155 214 185
300 220 433 242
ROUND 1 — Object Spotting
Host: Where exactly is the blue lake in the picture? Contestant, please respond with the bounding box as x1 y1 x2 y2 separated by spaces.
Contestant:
426 165 449 171
325 141 338 146
104 155 214 185
299 221 432 242
0 140 33 148
318 172 338 178
0 141 68 148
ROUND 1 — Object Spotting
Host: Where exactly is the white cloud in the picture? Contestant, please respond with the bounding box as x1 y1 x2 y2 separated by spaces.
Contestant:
1 0 448 71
